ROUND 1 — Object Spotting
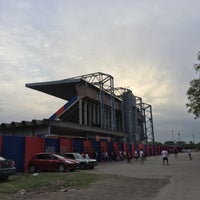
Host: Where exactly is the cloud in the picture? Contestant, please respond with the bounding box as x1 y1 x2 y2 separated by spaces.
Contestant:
0 0 199 143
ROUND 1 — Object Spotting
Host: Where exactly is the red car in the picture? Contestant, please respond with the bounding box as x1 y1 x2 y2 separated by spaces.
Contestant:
28 153 78 173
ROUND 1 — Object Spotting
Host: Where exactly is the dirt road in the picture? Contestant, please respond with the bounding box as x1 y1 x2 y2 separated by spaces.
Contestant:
14 152 200 200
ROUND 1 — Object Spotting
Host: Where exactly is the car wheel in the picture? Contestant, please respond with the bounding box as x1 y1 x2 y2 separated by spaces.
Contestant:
89 165 94 169
0 175 9 181
80 163 86 169
58 164 65 172
29 165 36 173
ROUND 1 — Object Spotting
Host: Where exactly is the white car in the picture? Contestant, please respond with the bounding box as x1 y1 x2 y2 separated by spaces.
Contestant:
62 153 97 169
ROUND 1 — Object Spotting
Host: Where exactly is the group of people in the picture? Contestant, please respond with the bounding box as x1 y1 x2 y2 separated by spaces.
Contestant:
81 152 90 161
134 149 146 164
100 148 193 165
102 151 118 161
101 150 146 163
161 148 193 165
129 148 193 165
116 149 145 163
133 148 170 165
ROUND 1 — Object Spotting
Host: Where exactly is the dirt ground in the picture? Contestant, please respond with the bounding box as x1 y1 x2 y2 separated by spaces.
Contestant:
10 152 200 200
12 174 169 200
11 160 170 200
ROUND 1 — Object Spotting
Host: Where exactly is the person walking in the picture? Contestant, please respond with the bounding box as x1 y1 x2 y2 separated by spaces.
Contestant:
134 150 139 162
127 151 132 163
174 148 178 159
140 149 145 164
161 149 169 165
188 149 193 160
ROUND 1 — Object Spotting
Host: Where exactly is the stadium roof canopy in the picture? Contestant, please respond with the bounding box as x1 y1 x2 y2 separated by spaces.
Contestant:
25 78 84 101
25 72 116 101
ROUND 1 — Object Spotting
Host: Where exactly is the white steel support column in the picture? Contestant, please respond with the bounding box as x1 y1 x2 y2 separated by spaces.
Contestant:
93 105 96 125
89 102 92 126
84 101 87 125
79 99 82 125
97 105 100 125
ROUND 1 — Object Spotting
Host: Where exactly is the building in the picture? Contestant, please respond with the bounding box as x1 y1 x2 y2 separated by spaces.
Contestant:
0 72 154 144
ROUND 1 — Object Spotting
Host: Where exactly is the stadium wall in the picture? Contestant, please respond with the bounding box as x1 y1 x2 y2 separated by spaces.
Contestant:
0 135 170 172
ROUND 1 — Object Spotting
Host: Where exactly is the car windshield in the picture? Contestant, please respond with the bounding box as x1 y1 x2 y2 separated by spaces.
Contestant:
74 153 84 159
54 154 65 160
0 156 5 161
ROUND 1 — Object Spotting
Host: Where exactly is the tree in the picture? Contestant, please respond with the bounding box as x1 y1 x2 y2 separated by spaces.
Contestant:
176 141 186 147
186 52 200 119
185 141 196 150
196 142 200 150
164 141 175 146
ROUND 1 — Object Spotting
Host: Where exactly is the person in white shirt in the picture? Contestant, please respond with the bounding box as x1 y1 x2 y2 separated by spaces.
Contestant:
161 149 169 165
134 150 139 162
139 149 145 164
85 153 90 162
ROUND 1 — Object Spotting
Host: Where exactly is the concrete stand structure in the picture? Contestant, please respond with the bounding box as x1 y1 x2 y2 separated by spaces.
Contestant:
0 72 154 144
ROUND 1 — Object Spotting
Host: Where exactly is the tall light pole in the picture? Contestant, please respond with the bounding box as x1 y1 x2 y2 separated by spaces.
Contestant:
171 130 174 142
192 133 195 144
178 132 181 141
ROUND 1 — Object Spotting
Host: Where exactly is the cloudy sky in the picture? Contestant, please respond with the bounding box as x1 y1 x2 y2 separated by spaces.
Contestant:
0 0 199 143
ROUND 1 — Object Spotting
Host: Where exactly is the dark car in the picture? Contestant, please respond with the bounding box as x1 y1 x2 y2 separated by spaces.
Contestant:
62 152 97 169
28 152 78 173
0 156 16 181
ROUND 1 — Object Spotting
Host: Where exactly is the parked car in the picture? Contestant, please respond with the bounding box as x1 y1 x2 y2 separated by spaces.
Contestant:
62 152 97 169
28 152 78 173
0 156 16 181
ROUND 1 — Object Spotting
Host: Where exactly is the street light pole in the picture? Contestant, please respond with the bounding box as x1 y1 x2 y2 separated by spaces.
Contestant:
171 130 174 142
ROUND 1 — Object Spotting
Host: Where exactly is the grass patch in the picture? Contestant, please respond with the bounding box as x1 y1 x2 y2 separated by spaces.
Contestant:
0 171 98 200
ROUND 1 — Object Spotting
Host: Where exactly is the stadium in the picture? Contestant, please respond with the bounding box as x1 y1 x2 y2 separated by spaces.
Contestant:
0 72 157 171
